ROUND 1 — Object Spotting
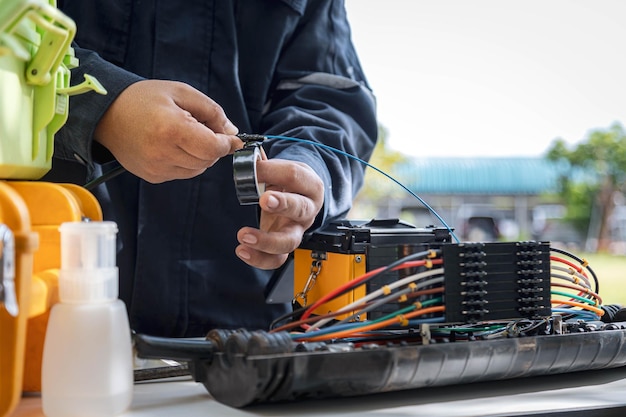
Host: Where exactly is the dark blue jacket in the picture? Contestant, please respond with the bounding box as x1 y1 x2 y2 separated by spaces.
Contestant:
52 0 377 337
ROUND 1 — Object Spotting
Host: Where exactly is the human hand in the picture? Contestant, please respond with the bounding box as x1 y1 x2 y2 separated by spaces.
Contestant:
235 158 325 270
94 79 243 183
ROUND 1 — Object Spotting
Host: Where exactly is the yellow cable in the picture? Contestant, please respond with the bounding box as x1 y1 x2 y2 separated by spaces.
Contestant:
551 299 604 316
302 306 445 342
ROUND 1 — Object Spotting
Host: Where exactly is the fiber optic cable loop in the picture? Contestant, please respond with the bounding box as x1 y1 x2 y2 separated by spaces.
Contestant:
232 133 459 242
293 259 323 307
233 142 266 205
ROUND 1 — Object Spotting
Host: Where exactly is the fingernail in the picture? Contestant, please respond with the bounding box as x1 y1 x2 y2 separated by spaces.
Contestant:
242 234 257 244
224 120 238 135
237 248 250 260
266 195 279 209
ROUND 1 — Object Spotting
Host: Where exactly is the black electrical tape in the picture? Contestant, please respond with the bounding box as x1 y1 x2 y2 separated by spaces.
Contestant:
233 144 265 205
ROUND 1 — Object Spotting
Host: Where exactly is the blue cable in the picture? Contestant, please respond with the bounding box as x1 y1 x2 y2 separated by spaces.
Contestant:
266 134 460 243
290 316 445 340
551 308 599 321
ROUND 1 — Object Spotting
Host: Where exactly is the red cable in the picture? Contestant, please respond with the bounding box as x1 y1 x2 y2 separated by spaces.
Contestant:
300 258 443 322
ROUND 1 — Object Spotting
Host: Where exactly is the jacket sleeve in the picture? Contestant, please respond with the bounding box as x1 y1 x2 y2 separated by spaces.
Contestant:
260 0 378 228
54 46 144 172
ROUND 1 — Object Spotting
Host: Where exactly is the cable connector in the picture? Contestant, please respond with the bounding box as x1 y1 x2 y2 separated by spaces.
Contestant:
237 133 267 144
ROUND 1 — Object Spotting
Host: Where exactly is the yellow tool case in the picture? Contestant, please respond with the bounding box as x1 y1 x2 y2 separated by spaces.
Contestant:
0 182 102 417
0 183 39 417
0 1 106 415
10 181 102 394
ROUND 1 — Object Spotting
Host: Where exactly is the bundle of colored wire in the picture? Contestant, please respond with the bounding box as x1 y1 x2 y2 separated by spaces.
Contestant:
430 318 550 341
299 249 441 324
292 302 446 342
550 248 603 319
334 284 445 326
306 270 444 332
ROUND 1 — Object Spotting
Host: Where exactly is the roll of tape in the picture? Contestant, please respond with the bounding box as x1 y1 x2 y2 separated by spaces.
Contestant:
233 144 265 205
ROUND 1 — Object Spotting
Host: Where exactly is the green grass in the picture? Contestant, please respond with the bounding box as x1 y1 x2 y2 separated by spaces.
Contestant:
575 252 626 306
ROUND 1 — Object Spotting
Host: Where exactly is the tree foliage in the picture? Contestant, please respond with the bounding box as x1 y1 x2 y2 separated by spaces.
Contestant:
351 125 409 218
546 122 626 251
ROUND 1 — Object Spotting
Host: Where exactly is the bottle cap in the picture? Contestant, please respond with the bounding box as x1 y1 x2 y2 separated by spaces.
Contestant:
58 221 119 303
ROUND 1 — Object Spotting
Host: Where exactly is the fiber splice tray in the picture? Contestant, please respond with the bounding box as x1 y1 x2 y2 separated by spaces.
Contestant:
293 219 551 323
134 219 626 408
134 319 626 408
293 219 452 319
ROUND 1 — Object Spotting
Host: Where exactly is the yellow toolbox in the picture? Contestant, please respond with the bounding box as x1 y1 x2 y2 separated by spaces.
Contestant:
294 249 367 319
0 183 39 417
9 181 102 393
0 0 106 415
0 182 101 416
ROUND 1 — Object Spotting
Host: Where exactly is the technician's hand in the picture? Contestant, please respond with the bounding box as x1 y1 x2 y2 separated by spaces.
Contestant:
235 159 325 270
94 79 243 183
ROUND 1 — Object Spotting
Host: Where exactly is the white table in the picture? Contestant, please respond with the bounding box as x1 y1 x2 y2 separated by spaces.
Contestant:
12 366 626 417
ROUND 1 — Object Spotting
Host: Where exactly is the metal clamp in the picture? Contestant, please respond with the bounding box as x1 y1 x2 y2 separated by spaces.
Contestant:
293 258 324 307
0 224 17 316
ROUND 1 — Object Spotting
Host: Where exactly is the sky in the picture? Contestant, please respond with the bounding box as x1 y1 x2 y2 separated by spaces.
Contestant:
344 0 626 157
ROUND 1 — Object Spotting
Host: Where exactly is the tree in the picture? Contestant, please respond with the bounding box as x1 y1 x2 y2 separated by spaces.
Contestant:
546 122 626 252
350 125 409 218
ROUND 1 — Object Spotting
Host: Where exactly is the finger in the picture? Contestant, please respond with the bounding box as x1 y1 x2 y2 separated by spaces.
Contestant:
178 126 243 161
238 225 303 256
170 110 242 162
235 245 289 270
172 84 238 135
259 191 319 229
218 133 245 154
140 163 208 184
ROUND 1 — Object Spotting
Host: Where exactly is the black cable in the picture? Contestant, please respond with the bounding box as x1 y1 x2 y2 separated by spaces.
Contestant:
83 164 127 190
550 246 600 294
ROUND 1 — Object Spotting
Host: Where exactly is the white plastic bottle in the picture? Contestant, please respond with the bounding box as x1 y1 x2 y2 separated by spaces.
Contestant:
42 221 133 417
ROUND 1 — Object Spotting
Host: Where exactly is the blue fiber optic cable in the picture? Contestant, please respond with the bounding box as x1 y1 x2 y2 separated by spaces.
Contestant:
266 134 460 243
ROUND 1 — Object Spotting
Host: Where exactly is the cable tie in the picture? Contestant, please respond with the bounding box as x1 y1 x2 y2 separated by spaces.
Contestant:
397 314 409 327
581 258 589 267
408 283 418 291
427 250 437 258
398 295 408 303
382 285 391 296
425 260 433 269
414 301 423 309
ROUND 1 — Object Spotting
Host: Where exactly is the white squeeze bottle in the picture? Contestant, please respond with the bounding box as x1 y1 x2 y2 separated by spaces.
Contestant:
42 221 133 417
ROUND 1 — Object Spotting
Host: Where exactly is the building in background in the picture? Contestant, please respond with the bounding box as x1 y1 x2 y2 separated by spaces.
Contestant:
352 157 585 248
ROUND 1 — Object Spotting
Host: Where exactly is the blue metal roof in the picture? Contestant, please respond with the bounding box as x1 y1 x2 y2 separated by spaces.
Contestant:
393 157 567 195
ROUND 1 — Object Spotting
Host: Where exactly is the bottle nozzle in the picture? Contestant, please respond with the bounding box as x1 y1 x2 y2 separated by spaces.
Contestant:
59 221 119 303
